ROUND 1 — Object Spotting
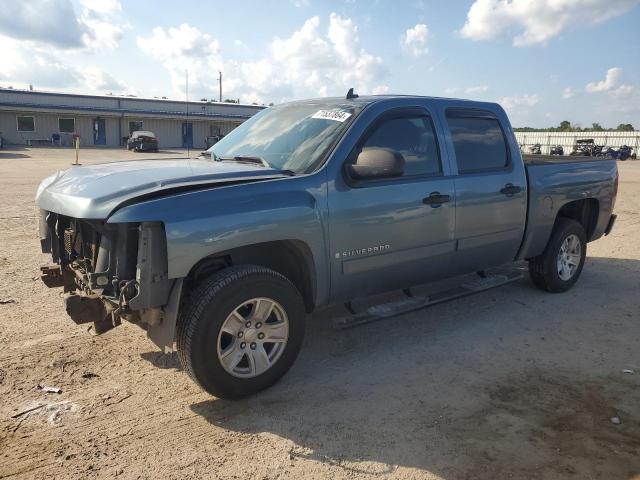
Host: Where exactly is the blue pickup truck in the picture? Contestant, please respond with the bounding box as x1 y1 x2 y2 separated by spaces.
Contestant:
36 93 618 398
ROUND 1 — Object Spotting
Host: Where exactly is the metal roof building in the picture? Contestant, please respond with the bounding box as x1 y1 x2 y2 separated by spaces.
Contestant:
0 89 265 149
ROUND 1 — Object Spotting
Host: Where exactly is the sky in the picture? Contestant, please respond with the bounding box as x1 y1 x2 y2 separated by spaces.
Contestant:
1 0 639 128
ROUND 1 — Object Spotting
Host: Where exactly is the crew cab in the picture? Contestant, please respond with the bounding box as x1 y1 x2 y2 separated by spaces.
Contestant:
36 93 618 399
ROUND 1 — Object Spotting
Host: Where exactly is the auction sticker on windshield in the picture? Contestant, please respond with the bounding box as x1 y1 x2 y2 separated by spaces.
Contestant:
311 110 352 122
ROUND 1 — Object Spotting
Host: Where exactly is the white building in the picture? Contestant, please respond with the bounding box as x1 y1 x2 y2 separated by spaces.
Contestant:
515 131 640 155
0 89 265 149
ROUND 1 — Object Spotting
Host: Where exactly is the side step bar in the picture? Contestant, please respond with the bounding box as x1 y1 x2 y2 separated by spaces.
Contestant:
333 270 524 329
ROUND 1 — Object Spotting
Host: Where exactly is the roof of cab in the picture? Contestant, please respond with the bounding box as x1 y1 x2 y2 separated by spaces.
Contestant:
283 94 501 109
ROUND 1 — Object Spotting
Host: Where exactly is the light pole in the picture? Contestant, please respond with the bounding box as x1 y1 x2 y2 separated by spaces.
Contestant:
218 71 222 102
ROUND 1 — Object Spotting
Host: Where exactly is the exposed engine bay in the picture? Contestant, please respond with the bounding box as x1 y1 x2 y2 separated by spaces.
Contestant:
38 210 177 339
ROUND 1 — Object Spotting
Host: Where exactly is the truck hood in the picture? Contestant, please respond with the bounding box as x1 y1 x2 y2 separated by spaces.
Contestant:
36 158 290 219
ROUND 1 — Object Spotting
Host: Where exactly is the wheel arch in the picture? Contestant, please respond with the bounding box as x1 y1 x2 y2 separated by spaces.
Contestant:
555 198 599 241
183 239 317 313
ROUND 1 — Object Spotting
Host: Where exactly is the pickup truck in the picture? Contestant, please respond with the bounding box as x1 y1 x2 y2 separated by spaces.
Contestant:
36 93 618 399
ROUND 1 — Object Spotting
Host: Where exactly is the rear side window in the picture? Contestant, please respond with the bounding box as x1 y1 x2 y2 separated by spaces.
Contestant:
446 112 509 173
360 115 441 176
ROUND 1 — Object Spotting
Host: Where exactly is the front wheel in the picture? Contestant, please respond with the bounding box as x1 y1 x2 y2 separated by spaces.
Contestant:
528 218 587 293
177 265 306 399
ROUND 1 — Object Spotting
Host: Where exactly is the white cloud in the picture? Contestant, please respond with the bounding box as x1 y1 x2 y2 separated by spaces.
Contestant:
0 0 84 48
585 67 623 92
443 85 488 96
562 87 575 99
0 33 132 95
465 85 488 94
500 93 541 110
402 24 429 56
498 93 542 125
83 67 130 93
460 0 640 46
137 24 220 61
137 14 385 104
372 85 390 95
80 0 122 15
0 0 127 53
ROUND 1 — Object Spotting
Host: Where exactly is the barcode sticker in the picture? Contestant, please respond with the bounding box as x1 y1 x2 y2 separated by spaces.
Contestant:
311 110 352 122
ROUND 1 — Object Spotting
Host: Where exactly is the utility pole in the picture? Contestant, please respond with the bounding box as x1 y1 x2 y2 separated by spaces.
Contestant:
185 69 190 157
218 71 222 102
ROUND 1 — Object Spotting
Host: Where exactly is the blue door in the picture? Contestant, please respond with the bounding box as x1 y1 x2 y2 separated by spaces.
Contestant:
444 109 527 275
182 122 193 148
93 118 106 145
328 108 456 301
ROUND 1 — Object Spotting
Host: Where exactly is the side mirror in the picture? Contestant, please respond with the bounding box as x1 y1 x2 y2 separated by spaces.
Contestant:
346 148 405 180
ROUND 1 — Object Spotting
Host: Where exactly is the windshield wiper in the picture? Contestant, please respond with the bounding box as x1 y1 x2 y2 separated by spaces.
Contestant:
217 155 297 176
218 155 271 168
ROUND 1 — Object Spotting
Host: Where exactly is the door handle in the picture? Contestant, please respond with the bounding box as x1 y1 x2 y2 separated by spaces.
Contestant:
500 183 522 196
423 192 451 207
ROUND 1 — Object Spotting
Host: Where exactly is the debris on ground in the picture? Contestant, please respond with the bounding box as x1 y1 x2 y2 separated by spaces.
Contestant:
81 371 99 379
611 415 621 425
622 369 635 374
37 384 62 394
46 402 80 426
0 298 16 304
11 404 46 419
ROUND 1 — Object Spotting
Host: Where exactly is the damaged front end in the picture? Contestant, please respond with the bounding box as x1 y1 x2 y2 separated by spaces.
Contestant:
39 210 180 349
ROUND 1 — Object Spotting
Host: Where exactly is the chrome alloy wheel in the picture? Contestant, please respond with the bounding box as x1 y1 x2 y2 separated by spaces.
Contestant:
216 297 289 378
557 234 581 281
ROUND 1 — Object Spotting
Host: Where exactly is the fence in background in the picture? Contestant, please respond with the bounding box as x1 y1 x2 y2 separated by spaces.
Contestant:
514 131 640 156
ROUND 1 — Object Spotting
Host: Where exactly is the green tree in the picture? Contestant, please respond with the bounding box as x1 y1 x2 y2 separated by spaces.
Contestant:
559 120 572 131
616 123 635 131
591 122 604 131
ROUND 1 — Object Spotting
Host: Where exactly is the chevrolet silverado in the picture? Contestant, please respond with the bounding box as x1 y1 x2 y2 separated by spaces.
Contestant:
36 93 618 398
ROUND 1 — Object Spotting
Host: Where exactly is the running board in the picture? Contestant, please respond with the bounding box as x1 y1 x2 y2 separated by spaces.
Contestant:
333 270 524 329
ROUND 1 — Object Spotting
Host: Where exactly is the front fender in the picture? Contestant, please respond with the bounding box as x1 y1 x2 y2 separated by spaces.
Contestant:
107 176 329 301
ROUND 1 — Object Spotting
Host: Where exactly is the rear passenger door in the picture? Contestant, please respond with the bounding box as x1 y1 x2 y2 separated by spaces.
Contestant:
444 109 527 274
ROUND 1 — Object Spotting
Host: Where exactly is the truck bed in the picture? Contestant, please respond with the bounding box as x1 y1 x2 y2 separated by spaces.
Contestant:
519 156 617 261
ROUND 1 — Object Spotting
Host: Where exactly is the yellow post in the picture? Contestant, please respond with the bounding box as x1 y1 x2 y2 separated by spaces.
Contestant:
74 136 80 165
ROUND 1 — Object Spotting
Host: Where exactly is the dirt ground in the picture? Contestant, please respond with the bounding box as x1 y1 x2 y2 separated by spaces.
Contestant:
0 147 639 480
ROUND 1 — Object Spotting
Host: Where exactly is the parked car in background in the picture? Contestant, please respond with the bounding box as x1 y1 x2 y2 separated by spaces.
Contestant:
205 135 223 149
0 131 3 148
127 131 159 152
550 145 564 155
571 138 595 156
36 93 618 399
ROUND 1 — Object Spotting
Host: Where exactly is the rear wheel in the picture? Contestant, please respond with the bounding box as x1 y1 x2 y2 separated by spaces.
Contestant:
177 265 306 399
528 218 587 293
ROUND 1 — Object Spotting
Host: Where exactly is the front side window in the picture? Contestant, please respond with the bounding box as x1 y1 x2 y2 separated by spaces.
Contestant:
446 112 509 173
357 115 441 177
210 103 359 174
129 121 143 134
59 118 75 133
17 116 34 132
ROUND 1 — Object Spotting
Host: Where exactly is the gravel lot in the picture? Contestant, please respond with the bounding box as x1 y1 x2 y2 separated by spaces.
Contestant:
1 147 639 480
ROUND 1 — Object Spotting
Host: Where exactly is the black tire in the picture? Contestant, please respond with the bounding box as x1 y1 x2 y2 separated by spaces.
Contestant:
528 218 587 293
176 265 306 399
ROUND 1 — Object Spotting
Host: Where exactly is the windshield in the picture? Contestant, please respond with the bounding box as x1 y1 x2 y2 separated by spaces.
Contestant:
210 102 359 174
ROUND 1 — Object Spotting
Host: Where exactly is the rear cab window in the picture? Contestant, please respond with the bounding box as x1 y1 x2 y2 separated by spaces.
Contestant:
446 109 509 174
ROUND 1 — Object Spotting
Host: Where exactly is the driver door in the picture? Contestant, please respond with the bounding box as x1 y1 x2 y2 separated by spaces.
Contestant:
327 108 456 301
